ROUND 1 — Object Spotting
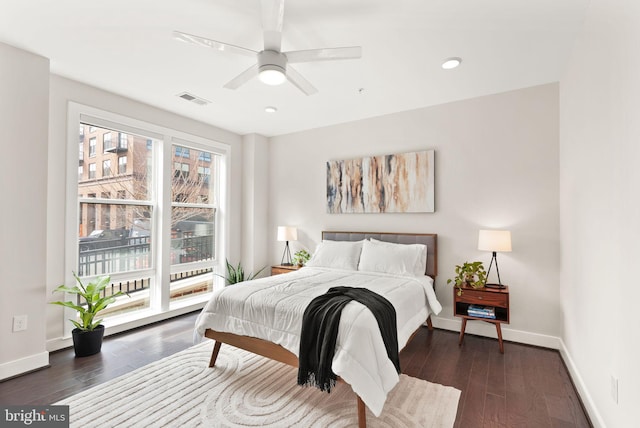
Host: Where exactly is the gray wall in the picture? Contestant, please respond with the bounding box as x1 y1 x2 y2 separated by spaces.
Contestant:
560 0 640 426
0 42 50 379
267 83 561 345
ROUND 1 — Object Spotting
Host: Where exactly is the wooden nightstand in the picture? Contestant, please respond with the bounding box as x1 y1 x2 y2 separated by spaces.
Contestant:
271 265 301 276
454 284 510 353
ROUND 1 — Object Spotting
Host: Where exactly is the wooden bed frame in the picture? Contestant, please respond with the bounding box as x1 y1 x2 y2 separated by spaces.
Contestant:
204 231 438 428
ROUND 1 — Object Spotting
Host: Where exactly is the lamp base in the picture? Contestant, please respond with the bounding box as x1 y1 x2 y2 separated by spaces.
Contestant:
485 283 507 289
280 262 293 266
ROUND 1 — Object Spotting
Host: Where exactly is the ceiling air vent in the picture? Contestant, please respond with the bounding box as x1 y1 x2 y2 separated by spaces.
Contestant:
177 92 210 106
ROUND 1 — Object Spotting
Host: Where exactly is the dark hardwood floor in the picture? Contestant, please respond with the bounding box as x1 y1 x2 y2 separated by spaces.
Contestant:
0 312 591 427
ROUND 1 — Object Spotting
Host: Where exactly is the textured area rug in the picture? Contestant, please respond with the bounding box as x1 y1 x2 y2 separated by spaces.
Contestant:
56 341 460 427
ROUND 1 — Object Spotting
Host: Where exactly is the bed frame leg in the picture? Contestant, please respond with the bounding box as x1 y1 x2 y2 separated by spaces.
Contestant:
426 315 434 331
357 395 367 428
209 341 222 367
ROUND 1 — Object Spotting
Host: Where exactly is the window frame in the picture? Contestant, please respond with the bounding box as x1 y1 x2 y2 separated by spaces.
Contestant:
65 102 230 336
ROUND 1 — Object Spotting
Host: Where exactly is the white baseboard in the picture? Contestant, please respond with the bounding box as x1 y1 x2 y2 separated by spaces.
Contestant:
0 351 49 381
431 316 561 349
558 339 605 428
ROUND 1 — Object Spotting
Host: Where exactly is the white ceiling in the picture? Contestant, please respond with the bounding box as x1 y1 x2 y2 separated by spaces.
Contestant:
0 0 589 137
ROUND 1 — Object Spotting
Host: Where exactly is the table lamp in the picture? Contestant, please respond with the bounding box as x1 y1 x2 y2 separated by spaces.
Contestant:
277 226 298 266
478 229 512 289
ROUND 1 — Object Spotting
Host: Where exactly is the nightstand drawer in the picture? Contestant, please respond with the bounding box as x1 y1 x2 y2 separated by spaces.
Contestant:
456 289 508 307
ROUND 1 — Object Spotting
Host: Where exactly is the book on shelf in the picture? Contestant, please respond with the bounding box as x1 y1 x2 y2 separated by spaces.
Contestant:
467 305 496 319
467 312 496 319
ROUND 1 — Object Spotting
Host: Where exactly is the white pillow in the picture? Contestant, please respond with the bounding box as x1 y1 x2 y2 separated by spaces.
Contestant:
305 240 364 271
359 238 427 276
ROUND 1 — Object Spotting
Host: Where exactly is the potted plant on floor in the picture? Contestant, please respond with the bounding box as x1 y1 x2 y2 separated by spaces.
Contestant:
51 273 128 357
218 259 266 285
447 261 487 296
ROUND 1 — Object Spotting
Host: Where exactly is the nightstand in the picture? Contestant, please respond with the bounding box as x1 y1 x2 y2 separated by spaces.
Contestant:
454 284 510 353
271 265 301 276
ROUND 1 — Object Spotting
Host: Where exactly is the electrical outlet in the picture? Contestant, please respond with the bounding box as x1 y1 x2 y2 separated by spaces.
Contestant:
12 315 28 332
610 375 619 404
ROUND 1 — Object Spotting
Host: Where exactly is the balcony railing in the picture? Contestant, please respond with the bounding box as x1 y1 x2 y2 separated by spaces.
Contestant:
78 234 214 276
104 143 128 153
76 233 215 307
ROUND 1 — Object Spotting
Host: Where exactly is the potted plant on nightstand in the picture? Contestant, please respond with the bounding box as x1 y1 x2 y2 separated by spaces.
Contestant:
292 249 311 267
447 261 487 296
51 273 128 357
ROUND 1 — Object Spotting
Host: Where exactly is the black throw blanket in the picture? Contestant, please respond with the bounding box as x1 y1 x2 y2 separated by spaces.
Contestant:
297 286 400 393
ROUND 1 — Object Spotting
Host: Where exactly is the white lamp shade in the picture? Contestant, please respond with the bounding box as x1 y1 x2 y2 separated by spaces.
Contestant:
478 230 512 252
277 226 298 241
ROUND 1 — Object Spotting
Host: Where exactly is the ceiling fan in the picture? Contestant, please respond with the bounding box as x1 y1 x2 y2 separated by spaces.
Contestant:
173 0 362 96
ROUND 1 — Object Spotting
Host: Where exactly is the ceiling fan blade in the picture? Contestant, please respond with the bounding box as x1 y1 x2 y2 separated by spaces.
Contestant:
286 66 318 96
173 30 257 58
223 64 259 90
260 0 284 51
285 46 362 63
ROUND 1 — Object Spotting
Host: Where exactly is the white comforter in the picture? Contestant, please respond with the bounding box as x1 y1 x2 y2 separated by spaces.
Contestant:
194 266 442 416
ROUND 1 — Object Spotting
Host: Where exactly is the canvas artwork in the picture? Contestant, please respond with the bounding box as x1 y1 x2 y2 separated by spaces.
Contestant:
326 150 434 213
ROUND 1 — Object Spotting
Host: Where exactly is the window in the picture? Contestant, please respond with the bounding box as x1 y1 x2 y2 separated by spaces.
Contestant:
101 192 111 229
175 146 190 158
119 133 128 149
89 126 96 133
170 145 217 305
174 162 189 179
79 142 84 162
89 138 96 157
68 103 228 331
103 159 112 177
103 133 113 151
198 166 211 184
118 156 127 174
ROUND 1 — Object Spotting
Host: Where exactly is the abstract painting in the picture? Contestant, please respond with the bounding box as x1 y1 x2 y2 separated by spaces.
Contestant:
327 150 434 213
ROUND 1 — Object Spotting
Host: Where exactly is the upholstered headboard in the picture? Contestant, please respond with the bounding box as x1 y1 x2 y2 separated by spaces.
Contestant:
321 231 438 279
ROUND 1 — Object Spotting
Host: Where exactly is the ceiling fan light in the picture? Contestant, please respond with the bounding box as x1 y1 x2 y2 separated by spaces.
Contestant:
442 57 462 70
259 66 286 85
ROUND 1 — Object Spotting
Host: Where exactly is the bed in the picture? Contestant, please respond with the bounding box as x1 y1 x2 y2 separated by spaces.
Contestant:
194 231 440 428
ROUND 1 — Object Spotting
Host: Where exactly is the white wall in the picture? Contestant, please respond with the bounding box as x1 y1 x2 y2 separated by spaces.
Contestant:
46 75 244 348
0 43 50 379
560 1 640 426
268 84 561 346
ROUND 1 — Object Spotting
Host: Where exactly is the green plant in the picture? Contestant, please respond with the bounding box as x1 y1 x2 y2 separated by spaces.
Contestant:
219 259 266 285
292 249 311 267
447 261 487 296
50 273 128 331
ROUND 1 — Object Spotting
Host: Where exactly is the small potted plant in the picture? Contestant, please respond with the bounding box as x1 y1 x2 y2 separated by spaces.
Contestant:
447 261 487 296
51 273 128 357
292 249 311 267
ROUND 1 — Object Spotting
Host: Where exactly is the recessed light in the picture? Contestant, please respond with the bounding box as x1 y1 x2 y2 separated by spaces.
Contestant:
442 57 462 70
265 106 278 113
